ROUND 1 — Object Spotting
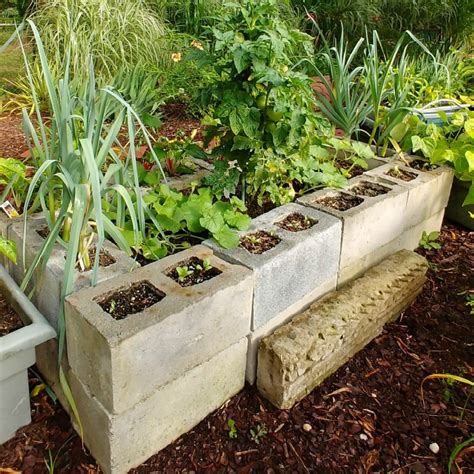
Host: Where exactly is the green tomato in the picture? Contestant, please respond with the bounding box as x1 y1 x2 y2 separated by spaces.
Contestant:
256 95 267 110
265 122 276 133
266 107 283 122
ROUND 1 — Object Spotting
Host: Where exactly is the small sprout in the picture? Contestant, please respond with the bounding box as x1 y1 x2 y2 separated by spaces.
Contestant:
202 258 212 271
419 231 441 250
109 300 116 314
227 418 238 439
176 266 193 281
250 423 268 444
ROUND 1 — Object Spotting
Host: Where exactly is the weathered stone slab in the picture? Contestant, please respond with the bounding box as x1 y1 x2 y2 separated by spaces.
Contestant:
69 337 248 474
257 250 428 409
65 245 253 414
205 203 341 330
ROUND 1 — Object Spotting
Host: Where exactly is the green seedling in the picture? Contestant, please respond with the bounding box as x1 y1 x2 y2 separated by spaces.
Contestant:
108 300 117 314
227 418 238 439
419 231 441 250
466 294 474 315
250 423 268 444
202 258 212 271
176 266 193 281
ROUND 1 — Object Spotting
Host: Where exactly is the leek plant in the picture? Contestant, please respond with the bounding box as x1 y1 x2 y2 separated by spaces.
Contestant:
18 20 166 371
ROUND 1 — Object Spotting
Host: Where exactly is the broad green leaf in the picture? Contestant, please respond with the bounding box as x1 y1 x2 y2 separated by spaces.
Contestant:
463 183 474 206
466 151 474 173
464 119 474 138
200 208 225 234
224 210 251 230
0 236 16 264
213 226 240 249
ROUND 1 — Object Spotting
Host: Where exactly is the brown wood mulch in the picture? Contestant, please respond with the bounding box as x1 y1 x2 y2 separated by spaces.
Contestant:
0 114 29 159
0 222 472 473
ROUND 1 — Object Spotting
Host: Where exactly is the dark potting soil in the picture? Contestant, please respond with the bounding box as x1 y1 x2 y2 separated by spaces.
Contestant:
240 230 281 255
97 280 165 320
316 192 364 211
166 257 221 287
386 167 418 182
275 213 317 232
336 159 365 178
36 225 49 239
0 223 472 474
409 159 436 171
350 181 391 198
246 197 276 219
0 291 23 337
76 247 116 272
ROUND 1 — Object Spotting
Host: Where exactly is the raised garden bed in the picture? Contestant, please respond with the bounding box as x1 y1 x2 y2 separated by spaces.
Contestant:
63 245 252 472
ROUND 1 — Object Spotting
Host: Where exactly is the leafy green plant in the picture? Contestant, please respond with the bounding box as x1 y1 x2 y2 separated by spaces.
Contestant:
194 0 336 204
0 157 30 211
18 21 165 428
176 265 194 281
227 418 238 439
128 184 250 258
419 230 441 250
0 235 16 263
466 294 474 315
250 423 268 444
398 111 474 206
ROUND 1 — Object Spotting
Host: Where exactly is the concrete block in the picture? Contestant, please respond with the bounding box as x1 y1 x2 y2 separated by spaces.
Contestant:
205 203 341 331
297 176 408 271
7 218 138 329
257 250 428 409
366 161 454 229
336 209 444 286
65 245 253 414
69 337 248 474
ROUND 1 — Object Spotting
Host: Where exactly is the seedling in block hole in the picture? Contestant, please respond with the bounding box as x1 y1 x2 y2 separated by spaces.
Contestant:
419 231 441 250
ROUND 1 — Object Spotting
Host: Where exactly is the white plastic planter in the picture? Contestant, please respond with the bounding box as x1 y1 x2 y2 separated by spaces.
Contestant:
0 264 56 444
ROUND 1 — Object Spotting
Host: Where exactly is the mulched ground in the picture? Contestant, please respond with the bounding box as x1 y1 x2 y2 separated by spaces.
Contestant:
0 221 472 473
0 114 30 159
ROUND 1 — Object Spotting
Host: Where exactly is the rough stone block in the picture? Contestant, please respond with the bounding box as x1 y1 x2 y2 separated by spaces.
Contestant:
65 245 252 414
257 250 428 409
245 278 335 385
297 175 408 271
205 203 341 330
69 337 248 474
366 161 454 229
7 218 138 329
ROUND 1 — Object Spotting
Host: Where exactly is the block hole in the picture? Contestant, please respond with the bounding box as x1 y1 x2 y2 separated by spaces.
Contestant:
350 180 392 197
240 230 281 255
96 280 165 320
275 213 317 232
314 192 363 211
166 256 221 287
385 167 418 182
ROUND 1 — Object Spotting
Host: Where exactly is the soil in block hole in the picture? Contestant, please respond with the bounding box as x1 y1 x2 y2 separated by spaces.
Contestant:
315 192 363 211
386 167 418 182
166 257 221 287
240 230 281 255
350 181 391 197
97 281 165 320
275 213 317 232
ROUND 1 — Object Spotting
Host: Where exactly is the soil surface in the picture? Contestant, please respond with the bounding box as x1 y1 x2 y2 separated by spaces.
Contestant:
97 280 165 320
386 167 418 182
350 181 391 198
166 256 222 287
0 232 472 472
240 230 281 255
0 114 30 159
409 159 435 171
0 290 23 337
76 247 116 272
335 159 366 178
276 213 317 232
316 192 364 211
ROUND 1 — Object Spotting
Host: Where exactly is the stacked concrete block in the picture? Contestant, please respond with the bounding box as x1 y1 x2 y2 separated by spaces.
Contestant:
257 250 428 409
205 203 342 384
366 161 454 230
64 245 252 473
297 175 410 285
